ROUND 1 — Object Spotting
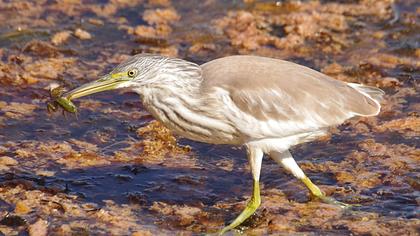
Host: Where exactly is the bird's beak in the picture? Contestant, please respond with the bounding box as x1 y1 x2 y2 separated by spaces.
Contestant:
63 73 129 100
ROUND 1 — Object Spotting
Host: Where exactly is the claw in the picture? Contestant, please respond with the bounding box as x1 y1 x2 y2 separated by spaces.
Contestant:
318 195 350 209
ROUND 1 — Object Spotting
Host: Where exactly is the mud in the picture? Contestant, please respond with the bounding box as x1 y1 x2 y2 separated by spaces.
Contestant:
0 0 419 235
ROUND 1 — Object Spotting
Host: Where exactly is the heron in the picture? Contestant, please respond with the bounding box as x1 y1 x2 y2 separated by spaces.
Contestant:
60 54 384 234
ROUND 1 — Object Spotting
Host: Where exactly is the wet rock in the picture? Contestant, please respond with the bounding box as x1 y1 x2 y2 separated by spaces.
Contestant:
268 215 296 232
87 18 104 26
56 224 72 235
0 156 18 166
322 62 344 75
23 40 60 58
215 11 275 50
126 192 147 205
28 219 48 236
188 43 216 54
215 159 234 172
143 8 180 25
0 60 37 85
51 31 72 45
132 121 192 165
14 201 31 215
148 0 171 7
1 102 37 120
133 24 172 38
134 36 169 47
35 170 55 177
149 201 203 226
68 139 98 152
74 28 92 40
23 57 76 80
0 215 26 227
91 3 118 17
173 205 202 226
57 152 111 168
150 201 173 215
14 149 33 158
132 230 153 236
335 171 355 184
378 77 402 88
376 117 420 136
358 139 388 157
113 174 133 182
130 7 180 41
416 48 420 58
344 219 390 235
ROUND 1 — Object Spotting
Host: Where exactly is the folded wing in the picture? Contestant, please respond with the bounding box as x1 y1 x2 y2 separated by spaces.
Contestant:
201 55 383 138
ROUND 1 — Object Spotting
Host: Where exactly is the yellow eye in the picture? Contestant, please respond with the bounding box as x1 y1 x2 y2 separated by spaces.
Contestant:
127 69 138 78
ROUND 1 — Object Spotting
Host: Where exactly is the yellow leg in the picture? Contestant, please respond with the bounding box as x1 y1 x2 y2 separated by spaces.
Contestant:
301 176 352 208
301 176 324 197
270 150 354 209
219 180 261 235
219 147 263 235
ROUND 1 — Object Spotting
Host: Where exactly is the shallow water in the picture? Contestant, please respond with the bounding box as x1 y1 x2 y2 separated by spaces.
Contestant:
0 0 419 235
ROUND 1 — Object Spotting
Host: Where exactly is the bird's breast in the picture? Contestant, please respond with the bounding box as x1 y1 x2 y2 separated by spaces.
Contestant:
139 90 243 145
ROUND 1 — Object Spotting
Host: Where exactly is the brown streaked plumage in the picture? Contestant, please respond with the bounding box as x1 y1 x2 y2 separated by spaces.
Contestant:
61 54 384 235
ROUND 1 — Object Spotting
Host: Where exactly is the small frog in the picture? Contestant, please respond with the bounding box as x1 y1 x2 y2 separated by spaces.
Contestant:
47 86 77 114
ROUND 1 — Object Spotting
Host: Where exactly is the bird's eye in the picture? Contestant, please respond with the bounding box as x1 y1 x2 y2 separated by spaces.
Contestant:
127 69 138 78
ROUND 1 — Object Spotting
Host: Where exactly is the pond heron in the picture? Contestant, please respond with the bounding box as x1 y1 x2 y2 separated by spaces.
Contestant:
63 54 384 234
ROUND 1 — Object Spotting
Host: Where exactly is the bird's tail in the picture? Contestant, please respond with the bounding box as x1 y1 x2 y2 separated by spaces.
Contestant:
347 83 385 102
347 83 385 116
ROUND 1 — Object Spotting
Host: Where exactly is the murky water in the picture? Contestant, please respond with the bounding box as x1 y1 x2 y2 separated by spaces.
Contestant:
0 0 418 235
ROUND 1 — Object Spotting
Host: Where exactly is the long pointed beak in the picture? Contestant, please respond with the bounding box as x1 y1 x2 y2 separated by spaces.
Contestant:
63 75 128 100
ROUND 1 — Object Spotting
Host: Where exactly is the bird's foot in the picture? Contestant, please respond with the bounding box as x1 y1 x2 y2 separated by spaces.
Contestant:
218 181 261 235
317 195 350 209
315 195 361 210
218 200 260 235
301 177 360 209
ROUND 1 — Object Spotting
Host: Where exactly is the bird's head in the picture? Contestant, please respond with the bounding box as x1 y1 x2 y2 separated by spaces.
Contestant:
64 54 201 100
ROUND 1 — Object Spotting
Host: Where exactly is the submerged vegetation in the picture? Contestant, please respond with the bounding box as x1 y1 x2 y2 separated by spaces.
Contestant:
0 0 418 235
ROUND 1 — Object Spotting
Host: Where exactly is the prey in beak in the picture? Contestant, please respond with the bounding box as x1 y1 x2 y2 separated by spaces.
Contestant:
47 70 137 114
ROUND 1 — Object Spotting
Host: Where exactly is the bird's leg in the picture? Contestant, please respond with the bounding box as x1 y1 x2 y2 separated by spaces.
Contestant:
219 147 263 235
269 150 351 209
300 176 351 208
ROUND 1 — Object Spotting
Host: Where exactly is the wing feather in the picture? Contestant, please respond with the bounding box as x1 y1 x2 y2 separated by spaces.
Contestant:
201 56 381 136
